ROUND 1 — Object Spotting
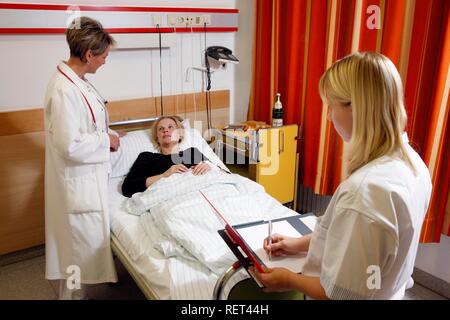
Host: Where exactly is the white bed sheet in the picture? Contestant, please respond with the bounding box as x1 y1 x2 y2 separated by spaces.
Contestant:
108 176 300 299
109 176 233 299
109 177 171 299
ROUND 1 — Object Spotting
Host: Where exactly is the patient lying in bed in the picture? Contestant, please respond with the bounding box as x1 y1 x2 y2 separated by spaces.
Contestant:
123 162 297 277
120 116 296 283
122 147 211 197
122 116 213 197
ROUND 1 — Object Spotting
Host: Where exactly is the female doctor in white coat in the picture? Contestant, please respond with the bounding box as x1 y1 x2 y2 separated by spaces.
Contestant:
44 17 120 299
253 52 432 300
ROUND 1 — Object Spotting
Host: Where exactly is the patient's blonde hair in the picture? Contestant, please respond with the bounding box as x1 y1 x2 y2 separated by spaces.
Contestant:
319 52 414 175
151 116 185 147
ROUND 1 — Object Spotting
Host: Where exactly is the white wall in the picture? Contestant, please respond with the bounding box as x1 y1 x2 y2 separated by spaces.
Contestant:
233 0 255 123
0 0 255 123
415 235 450 283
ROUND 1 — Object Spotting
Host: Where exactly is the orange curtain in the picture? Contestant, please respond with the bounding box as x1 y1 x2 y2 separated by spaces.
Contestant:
248 0 274 124
248 0 450 242
315 0 356 194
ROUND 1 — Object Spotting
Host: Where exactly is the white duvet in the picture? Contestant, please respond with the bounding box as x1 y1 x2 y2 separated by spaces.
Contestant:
124 170 295 275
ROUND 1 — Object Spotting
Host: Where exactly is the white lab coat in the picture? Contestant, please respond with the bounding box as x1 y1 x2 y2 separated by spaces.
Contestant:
302 134 432 299
44 62 117 284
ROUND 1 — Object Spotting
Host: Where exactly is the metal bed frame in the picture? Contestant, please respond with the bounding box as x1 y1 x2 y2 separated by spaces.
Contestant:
109 117 159 128
212 261 242 300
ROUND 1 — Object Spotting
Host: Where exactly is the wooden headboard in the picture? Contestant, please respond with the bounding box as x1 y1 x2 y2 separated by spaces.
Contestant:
0 90 230 254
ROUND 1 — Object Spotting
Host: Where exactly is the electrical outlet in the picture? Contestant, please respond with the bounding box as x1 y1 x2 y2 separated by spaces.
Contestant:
152 15 163 26
168 15 184 26
168 14 211 26
200 15 211 25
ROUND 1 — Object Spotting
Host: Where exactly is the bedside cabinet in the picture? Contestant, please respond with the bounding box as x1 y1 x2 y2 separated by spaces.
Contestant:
217 124 299 208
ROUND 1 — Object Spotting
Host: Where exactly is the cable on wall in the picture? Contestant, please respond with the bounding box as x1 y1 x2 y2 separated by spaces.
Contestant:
179 31 187 119
190 25 198 122
204 22 212 131
157 24 164 116
173 26 179 117
149 36 157 117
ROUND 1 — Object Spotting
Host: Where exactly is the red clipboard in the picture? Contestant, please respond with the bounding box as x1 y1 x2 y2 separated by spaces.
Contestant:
199 191 266 273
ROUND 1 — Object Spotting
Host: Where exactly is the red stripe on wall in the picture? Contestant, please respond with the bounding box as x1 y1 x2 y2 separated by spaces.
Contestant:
0 28 68 34
0 27 238 34
0 3 239 13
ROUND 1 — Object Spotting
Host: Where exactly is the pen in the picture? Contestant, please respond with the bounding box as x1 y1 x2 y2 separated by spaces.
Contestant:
268 220 272 261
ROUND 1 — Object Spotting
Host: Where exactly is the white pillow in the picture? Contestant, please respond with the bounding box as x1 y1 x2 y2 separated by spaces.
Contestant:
110 119 229 178
110 129 157 178
180 125 229 172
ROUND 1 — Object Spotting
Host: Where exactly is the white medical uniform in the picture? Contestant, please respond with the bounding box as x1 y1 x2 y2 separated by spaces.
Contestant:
302 134 432 300
44 62 117 286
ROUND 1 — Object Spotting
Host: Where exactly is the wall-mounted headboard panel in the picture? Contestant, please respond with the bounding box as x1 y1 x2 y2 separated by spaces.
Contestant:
0 89 229 254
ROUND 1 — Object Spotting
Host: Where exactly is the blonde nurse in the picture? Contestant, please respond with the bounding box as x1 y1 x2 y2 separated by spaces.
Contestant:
253 52 432 300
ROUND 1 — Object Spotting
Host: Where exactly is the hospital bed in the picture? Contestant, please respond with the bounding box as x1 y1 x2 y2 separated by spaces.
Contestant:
108 118 309 300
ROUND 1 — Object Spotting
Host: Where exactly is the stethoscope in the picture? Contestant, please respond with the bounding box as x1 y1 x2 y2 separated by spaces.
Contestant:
84 78 110 130
84 78 108 107
57 66 108 131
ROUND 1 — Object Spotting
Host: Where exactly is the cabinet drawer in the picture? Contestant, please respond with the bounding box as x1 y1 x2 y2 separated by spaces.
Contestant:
256 125 298 204
218 124 298 206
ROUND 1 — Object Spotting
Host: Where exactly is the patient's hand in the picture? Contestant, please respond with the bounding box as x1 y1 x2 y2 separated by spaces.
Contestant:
163 164 189 178
191 162 211 176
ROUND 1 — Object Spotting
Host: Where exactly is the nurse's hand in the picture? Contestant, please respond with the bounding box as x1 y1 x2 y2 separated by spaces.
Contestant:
109 133 120 152
163 164 188 178
250 267 296 293
117 130 127 137
191 162 211 176
263 234 305 257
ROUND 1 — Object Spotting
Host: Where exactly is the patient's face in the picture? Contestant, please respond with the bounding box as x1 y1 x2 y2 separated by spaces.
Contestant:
156 118 181 146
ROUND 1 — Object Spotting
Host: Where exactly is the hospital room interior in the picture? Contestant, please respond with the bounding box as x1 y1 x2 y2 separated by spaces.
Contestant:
0 0 449 301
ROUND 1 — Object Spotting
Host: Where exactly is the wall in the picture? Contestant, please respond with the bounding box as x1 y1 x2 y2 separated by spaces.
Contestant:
0 0 254 123
415 235 450 283
233 0 255 123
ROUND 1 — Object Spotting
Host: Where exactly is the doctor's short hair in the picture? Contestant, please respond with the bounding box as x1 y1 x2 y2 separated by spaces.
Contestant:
319 52 415 175
66 16 115 62
151 116 185 147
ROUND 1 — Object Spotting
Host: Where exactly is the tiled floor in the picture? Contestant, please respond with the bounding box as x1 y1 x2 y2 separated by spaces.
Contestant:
403 282 447 300
0 255 145 300
0 253 447 300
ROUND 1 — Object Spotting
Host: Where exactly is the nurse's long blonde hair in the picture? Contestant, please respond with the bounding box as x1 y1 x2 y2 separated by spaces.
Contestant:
319 52 415 175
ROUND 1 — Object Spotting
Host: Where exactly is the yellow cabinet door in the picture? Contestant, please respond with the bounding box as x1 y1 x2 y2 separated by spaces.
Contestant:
255 125 298 204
